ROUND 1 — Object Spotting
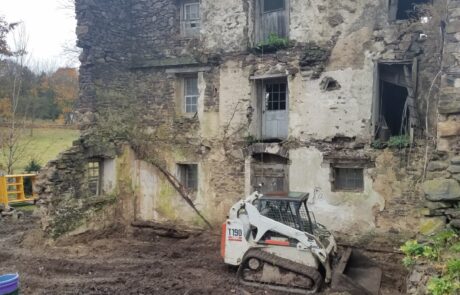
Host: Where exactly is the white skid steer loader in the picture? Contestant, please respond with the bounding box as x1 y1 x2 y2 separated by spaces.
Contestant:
221 191 382 294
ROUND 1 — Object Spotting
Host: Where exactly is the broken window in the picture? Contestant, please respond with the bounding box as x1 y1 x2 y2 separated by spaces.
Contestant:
266 82 287 111
181 0 201 38
255 0 289 43
260 78 288 140
373 62 418 141
87 160 102 196
178 164 198 191
389 0 431 21
251 153 289 193
184 76 199 113
332 167 364 192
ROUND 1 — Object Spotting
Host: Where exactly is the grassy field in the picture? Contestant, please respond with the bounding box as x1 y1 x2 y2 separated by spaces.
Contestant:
1 127 80 173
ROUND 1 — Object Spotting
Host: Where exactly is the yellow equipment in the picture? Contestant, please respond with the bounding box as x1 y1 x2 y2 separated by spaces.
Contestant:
0 174 37 209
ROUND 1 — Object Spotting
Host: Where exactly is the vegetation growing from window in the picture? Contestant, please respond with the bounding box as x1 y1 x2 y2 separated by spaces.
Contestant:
401 229 460 295
254 33 290 53
371 135 410 149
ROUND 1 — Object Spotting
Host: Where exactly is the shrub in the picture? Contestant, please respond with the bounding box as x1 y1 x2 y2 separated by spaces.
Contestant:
387 135 410 149
24 159 42 173
254 33 289 53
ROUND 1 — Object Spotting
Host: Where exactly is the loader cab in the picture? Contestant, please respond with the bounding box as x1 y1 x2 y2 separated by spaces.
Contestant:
255 192 316 234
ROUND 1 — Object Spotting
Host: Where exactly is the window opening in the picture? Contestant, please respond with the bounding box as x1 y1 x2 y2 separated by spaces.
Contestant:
178 164 198 191
256 0 288 43
266 82 287 111
389 0 431 21
87 160 101 196
375 63 416 141
263 0 285 13
332 167 364 192
181 0 201 37
184 76 198 113
251 153 288 193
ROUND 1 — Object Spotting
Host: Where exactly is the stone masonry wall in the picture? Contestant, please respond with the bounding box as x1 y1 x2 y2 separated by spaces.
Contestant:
36 0 460 246
422 0 460 231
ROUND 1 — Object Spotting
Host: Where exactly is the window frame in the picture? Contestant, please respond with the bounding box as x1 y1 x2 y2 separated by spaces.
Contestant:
331 166 364 192
177 164 198 191
180 0 201 38
183 75 199 114
87 160 102 196
255 0 290 44
264 80 288 111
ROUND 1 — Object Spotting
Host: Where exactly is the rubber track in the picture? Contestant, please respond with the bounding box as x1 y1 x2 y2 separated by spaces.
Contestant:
237 248 323 294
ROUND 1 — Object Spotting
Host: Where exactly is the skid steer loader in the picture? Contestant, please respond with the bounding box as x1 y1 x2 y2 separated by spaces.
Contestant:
221 191 382 294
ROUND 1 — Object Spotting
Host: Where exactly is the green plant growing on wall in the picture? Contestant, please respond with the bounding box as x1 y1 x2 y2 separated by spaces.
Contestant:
254 33 289 53
401 230 460 295
387 135 410 149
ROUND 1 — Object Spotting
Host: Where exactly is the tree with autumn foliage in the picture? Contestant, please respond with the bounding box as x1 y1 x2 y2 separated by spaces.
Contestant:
49 67 78 124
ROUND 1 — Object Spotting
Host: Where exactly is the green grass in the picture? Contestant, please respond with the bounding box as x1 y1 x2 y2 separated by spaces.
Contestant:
0 127 79 173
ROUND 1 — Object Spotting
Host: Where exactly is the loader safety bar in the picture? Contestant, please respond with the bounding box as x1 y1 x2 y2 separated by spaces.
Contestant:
0 174 37 208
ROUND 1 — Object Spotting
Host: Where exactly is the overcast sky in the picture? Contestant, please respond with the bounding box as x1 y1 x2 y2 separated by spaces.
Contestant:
2 0 78 69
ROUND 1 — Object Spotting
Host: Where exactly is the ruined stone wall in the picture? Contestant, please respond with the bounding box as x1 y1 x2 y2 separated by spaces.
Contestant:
37 0 460 246
422 0 460 232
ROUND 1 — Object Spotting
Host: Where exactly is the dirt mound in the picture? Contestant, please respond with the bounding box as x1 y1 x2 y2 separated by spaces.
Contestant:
0 212 406 295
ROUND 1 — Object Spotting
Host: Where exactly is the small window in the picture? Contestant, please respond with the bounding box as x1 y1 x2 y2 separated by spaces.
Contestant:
184 76 198 113
263 0 285 12
332 167 364 192
181 0 201 37
265 82 287 111
87 160 102 196
178 164 198 191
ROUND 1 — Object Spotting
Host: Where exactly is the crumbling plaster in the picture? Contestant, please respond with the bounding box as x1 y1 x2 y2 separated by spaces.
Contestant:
38 0 456 245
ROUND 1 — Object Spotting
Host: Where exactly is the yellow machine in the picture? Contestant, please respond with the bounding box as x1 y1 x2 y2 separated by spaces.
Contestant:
0 174 37 209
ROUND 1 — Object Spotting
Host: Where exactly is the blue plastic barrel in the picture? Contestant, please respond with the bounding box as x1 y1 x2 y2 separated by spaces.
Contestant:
0 274 19 295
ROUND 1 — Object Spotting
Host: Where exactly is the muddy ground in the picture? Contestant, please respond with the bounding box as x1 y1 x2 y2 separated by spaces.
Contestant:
0 211 407 295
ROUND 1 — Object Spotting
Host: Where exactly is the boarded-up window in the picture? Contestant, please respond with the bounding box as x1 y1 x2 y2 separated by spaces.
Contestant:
332 167 364 192
181 0 201 38
251 153 289 193
87 160 102 196
256 0 289 43
184 76 198 113
178 164 198 191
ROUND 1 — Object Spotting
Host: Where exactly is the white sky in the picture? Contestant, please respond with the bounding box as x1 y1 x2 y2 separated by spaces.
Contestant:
2 0 78 69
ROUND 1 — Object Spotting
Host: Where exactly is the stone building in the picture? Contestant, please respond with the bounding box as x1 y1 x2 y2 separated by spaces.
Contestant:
37 0 460 246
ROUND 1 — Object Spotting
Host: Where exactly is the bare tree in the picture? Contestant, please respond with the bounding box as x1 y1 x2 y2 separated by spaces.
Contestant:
1 23 30 174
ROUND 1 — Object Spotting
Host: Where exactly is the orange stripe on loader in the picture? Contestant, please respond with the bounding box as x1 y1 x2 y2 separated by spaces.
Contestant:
220 222 227 258
265 240 290 246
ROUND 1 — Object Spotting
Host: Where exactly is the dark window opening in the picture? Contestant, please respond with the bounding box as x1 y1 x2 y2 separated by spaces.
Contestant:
87 160 102 196
389 0 431 21
178 164 198 191
320 76 341 91
332 167 364 192
375 63 415 141
263 0 285 13
380 81 409 136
